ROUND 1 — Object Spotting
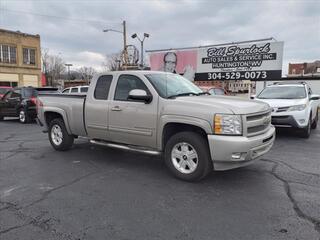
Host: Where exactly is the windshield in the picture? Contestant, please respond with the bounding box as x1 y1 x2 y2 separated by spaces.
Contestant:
145 73 203 98
0 88 10 94
258 86 306 99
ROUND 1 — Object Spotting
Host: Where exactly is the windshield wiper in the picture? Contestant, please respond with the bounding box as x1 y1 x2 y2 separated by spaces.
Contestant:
167 92 199 99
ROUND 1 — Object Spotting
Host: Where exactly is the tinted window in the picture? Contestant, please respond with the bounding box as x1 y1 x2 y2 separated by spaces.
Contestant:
11 89 21 98
214 88 225 95
23 88 36 98
71 88 78 93
94 75 113 100
0 88 11 94
114 75 149 101
3 91 12 100
208 89 216 95
80 87 88 93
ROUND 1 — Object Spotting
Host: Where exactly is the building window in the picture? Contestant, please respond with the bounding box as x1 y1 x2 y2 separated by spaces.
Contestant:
23 48 36 65
0 45 17 63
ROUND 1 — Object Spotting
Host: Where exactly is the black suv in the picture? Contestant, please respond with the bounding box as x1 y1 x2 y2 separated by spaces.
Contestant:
0 87 58 123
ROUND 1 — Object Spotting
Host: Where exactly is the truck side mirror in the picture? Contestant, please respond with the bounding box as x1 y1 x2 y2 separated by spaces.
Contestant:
250 95 256 100
128 89 152 103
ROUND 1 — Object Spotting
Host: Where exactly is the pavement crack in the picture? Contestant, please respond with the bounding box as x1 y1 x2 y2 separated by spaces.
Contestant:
261 158 320 178
24 171 99 209
0 222 31 235
263 160 320 234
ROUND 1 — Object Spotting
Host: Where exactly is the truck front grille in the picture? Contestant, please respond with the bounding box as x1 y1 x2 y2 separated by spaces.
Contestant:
245 110 271 137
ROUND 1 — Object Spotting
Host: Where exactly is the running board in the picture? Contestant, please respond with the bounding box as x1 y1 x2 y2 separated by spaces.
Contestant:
90 140 161 155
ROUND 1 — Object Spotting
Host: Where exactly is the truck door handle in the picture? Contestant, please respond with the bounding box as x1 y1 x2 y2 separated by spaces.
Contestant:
111 106 122 111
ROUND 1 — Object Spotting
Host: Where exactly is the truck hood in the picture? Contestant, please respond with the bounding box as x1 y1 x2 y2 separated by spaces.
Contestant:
255 98 306 108
173 95 270 114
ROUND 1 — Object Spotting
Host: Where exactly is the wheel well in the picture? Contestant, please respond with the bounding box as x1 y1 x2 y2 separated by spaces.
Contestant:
44 111 63 127
162 123 208 149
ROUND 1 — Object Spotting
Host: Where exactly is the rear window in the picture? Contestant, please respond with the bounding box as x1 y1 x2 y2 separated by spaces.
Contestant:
23 88 37 97
80 87 89 93
94 75 113 100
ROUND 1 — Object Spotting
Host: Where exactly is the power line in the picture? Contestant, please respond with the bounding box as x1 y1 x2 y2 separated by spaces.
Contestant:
0 8 121 25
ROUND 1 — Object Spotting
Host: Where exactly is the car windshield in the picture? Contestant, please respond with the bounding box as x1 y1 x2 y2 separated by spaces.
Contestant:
24 88 37 97
0 88 10 94
145 73 203 98
258 86 306 99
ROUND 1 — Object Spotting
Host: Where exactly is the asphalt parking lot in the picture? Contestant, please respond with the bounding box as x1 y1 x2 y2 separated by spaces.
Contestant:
0 119 319 240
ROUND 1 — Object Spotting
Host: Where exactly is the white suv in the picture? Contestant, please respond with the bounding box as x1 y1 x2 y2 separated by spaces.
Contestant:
255 82 319 138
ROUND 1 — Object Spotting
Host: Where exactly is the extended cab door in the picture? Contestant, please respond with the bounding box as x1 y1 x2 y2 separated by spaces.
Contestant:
85 75 113 140
108 74 158 148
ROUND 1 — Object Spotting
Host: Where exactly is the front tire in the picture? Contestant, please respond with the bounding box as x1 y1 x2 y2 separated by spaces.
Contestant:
311 110 318 129
300 115 312 138
164 132 212 182
48 118 74 151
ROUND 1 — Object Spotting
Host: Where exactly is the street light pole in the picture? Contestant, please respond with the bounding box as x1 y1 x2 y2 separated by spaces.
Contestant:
103 20 128 70
131 33 149 69
65 63 73 84
122 20 127 69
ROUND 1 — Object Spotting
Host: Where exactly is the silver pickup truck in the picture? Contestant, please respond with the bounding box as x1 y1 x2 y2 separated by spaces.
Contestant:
37 71 275 181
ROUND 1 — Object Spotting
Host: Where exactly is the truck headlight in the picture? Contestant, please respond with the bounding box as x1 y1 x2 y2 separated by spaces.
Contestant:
288 104 306 111
214 114 242 135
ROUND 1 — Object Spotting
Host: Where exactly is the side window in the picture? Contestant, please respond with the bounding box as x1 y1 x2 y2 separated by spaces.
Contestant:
114 75 149 101
94 75 113 100
71 88 78 93
62 89 69 93
11 89 21 98
208 89 215 95
3 91 13 100
81 87 88 93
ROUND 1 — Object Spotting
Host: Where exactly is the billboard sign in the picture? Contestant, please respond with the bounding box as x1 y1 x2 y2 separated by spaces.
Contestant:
148 41 284 81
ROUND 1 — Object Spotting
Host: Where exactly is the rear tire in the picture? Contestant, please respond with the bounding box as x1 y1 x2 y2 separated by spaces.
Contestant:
48 118 74 151
164 131 212 182
311 110 318 129
300 115 312 138
19 108 30 124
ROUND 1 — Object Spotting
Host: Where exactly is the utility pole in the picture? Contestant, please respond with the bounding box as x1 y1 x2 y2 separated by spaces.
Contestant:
103 21 128 70
65 63 73 84
123 20 127 69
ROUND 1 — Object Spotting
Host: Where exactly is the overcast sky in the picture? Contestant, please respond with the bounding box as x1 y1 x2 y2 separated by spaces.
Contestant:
0 0 319 74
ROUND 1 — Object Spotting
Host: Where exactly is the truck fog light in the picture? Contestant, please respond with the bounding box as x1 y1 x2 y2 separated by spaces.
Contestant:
299 119 305 124
231 153 242 159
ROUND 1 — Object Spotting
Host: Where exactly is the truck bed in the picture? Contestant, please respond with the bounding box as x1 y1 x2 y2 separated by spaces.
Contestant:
38 94 87 136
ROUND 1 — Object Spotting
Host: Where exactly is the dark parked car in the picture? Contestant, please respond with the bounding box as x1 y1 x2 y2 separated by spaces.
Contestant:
0 86 13 99
0 87 58 123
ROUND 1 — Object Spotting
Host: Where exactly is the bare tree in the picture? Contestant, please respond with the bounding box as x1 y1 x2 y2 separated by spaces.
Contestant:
41 49 65 86
103 52 122 71
78 66 97 84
